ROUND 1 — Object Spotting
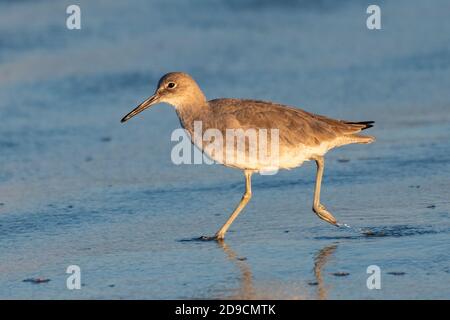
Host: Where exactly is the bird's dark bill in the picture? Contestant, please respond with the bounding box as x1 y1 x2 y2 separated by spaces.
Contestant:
121 94 159 123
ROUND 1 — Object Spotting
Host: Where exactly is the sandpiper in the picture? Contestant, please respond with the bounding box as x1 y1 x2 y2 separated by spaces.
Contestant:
121 72 375 240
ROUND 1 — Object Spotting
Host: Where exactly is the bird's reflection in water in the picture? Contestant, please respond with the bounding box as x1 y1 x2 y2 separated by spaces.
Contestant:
312 244 338 300
218 241 256 299
216 241 338 300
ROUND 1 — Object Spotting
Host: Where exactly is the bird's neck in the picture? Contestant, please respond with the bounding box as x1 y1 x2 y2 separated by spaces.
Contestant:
175 100 210 134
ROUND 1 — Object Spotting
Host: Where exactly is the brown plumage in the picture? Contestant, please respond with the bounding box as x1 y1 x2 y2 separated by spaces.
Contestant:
207 98 374 148
121 72 375 240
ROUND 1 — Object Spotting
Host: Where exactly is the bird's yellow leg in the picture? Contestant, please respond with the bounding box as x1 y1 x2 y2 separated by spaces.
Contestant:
215 170 253 240
312 157 338 226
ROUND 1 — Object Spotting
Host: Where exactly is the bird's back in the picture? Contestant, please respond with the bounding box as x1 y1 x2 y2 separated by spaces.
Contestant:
207 98 374 148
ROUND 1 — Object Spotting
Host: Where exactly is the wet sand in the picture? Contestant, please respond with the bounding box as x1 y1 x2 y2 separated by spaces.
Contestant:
0 0 449 299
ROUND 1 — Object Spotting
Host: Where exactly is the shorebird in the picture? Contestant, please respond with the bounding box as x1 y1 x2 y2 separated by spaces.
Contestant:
121 72 375 240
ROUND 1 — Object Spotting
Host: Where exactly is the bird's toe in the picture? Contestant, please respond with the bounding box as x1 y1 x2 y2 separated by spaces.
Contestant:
313 204 338 226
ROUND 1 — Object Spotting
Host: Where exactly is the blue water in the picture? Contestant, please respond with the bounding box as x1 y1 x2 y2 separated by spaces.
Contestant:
0 0 449 299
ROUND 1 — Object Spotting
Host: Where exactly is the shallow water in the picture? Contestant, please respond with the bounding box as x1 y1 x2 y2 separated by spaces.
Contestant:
0 0 449 299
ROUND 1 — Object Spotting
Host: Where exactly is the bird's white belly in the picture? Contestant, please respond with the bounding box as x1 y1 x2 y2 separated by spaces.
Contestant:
272 143 330 169
202 141 331 171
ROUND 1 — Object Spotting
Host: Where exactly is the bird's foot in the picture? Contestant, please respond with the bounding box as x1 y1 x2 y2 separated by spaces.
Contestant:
313 203 338 226
198 235 224 242
198 235 215 241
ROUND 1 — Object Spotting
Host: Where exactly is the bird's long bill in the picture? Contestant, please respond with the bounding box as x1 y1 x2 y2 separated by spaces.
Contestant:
121 93 159 123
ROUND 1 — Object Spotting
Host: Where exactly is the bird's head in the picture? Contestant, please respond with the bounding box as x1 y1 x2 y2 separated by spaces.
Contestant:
121 72 206 123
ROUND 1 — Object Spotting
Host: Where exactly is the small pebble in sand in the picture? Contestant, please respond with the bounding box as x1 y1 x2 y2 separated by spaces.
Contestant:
387 272 406 276
332 272 350 277
23 278 51 284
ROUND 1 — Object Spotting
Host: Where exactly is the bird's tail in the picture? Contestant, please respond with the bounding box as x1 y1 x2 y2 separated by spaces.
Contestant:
344 121 375 144
344 121 375 131
351 135 375 144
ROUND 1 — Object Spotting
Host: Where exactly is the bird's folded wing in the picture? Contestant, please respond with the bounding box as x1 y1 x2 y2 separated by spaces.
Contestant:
209 99 368 147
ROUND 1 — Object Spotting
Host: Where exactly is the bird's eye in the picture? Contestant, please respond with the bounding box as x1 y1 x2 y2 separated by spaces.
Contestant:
167 82 176 89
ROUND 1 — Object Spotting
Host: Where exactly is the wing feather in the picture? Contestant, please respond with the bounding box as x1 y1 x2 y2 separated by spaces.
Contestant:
209 99 373 147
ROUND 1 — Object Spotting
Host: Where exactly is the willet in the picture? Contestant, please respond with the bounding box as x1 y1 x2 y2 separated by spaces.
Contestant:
121 72 375 240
